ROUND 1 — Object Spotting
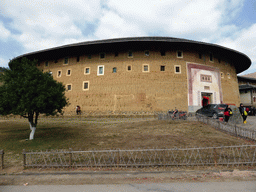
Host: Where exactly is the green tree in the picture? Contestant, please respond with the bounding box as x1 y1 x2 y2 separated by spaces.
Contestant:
0 58 68 140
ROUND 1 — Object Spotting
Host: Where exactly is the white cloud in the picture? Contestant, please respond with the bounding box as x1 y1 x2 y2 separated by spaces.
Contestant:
1 0 102 52
0 57 9 68
0 21 11 40
94 10 146 39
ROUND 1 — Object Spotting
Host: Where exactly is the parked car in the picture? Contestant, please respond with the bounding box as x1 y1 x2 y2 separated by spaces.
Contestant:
196 104 227 119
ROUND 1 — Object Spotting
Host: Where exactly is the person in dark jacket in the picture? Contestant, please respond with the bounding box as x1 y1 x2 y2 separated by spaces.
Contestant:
239 103 247 124
224 105 232 123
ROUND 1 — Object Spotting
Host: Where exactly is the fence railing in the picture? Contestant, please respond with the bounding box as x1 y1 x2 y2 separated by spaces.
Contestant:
23 145 256 168
196 115 256 141
0 150 4 170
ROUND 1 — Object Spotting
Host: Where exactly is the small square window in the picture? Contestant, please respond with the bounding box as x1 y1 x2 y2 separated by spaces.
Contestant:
57 70 62 77
97 65 104 76
77 56 80 62
115 52 118 57
83 81 89 91
145 51 149 56
127 65 132 71
67 84 72 91
175 65 181 73
85 67 90 75
100 53 105 59
227 73 231 79
143 64 149 72
160 66 165 71
113 67 117 73
177 51 183 58
88 55 92 59
64 57 69 64
128 51 133 58
67 69 71 76
161 51 166 56
45 61 48 67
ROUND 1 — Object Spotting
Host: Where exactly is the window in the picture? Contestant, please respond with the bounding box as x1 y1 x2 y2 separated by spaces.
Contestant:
83 81 89 91
220 72 224 78
127 65 132 71
177 51 183 58
57 70 62 78
45 61 49 67
113 67 117 73
227 73 231 79
161 51 166 56
100 52 105 59
84 67 90 75
201 74 212 83
160 66 165 71
143 64 149 72
175 65 181 74
77 56 80 62
66 84 72 91
64 57 69 64
145 51 149 56
97 65 104 76
209 53 214 62
115 52 118 57
67 69 71 76
128 51 133 58
88 55 92 59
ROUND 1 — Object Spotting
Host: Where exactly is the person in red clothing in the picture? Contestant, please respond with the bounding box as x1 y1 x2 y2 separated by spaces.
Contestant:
224 105 232 123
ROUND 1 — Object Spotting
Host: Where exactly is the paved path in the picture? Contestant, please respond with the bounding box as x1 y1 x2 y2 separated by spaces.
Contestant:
1 181 256 192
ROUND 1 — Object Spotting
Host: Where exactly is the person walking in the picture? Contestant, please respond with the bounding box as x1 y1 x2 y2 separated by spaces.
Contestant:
239 103 248 124
76 105 81 115
224 105 232 123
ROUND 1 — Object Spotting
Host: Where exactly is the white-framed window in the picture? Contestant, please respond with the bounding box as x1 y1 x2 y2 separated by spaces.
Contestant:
177 50 183 58
97 65 104 76
64 57 69 64
45 61 49 67
66 84 72 91
227 73 231 79
220 72 224 78
160 65 165 71
57 70 62 78
99 52 106 59
174 65 181 74
128 51 133 58
66 69 71 76
127 65 132 71
201 74 212 83
83 81 89 91
84 67 90 75
145 50 149 56
142 64 149 72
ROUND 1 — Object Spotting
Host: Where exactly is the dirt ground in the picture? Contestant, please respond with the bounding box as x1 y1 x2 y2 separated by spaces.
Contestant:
1 116 256 185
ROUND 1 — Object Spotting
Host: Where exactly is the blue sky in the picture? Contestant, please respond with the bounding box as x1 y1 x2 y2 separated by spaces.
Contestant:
0 0 256 75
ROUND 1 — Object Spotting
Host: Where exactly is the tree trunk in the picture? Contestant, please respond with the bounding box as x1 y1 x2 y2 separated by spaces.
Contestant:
29 122 36 140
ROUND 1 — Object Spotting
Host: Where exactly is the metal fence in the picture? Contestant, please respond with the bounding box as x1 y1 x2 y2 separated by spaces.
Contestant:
0 150 4 169
196 115 256 141
23 145 256 168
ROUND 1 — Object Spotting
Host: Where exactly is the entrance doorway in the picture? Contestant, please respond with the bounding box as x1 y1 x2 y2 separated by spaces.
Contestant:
201 92 212 107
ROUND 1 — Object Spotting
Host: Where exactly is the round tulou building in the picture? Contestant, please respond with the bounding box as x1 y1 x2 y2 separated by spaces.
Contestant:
13 37 251 115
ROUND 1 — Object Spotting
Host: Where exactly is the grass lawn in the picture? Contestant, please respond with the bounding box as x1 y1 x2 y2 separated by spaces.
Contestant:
0 116 254 169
